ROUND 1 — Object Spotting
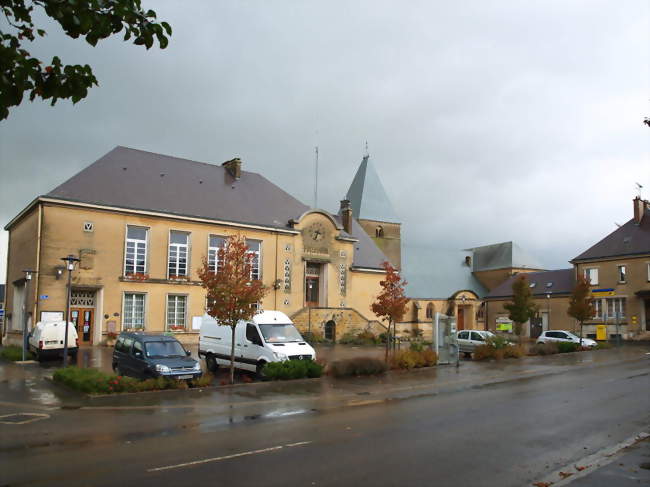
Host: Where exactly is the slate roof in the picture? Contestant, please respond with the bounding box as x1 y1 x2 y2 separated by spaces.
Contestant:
467 241 545 272
402 247 488 299
40 146 387 270
345 155 399 223
484 268 574 299
572 210 650 262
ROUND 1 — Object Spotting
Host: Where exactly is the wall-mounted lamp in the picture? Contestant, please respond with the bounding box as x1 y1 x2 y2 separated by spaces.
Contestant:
54 266 65 280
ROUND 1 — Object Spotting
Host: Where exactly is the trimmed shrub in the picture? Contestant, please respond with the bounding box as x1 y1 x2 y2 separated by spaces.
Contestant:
329 357 388 377
390 349 438 369
557 342 580 353
303 331 327 344
52 366 211 394
530 342 559 355
473 343 523 361
262 359 324 380
337 330 380 346
0 345 35 361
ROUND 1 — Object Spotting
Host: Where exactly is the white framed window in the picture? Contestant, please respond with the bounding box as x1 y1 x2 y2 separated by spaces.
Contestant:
647 263 650 282
584 268 599 286
617 265 626 283
168 231 189 278
124 226 148 275
123 293 145 330
606 297 626 319
208 235 226 273
166 295 187 331
246 239 261 280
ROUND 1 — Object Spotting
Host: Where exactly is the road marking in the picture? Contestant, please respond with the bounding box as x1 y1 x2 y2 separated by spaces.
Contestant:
0 412 50 425
531 431 650 487
147 441 312 472
347 399 384 407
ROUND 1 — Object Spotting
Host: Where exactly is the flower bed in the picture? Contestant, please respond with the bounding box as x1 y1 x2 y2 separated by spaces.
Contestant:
262 359 324 380
0 345 35 361
52 367 213 394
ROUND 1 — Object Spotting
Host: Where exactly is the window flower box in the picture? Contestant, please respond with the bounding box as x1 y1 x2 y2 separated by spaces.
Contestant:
167 325 187 332
168 274 190 281
125 272 149 281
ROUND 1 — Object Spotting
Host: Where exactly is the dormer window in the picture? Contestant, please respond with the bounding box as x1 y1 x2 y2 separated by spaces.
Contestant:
529 283 536 288
545 282 553 288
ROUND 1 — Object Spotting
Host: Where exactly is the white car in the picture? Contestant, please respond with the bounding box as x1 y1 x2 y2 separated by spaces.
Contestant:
536 330 597 348
456 330 497 354
28 320 79 361
199 310 316 377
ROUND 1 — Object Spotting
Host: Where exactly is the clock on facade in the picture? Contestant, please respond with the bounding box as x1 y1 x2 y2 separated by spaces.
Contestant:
307 223 326 242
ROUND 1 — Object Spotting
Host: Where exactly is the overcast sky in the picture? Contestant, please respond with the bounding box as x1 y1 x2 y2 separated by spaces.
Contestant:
1 0 649 284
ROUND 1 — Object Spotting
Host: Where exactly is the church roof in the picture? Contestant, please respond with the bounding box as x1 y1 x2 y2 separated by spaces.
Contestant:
403 247 488 299
466 241 545 272
345 155 399 223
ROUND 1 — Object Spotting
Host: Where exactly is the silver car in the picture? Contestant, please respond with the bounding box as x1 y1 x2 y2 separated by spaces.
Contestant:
536 330 597 348
456 330 496 355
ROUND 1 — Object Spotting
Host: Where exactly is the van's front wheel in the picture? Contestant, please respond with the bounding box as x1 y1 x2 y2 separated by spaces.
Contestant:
205 354 218 373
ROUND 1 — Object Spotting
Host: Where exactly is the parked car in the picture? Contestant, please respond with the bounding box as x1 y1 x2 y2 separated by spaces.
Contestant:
112 332 202 381
456 330 497 355
199 310 316 376
28 320 78 361
536 330 597 348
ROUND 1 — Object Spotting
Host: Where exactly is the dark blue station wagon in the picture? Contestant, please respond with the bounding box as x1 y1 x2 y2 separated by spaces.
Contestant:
112 332 202 381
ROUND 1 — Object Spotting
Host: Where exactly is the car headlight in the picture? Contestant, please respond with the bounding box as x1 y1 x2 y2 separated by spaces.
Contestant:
155 364 171 373
273 352 287 360
192 362 201 371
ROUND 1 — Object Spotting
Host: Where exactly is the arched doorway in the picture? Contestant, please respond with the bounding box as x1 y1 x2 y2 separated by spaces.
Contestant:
324 320 336 341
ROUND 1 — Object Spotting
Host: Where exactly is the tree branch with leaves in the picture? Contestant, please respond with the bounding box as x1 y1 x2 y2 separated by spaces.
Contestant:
567 274 595 346
503 274 538 343
198 235 268 385
0 0 172 120
371 261 409 363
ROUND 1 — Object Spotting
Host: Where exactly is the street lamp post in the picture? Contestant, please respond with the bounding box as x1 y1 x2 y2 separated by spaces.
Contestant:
546 292 551 332
61 255 80 368
22 269 37 362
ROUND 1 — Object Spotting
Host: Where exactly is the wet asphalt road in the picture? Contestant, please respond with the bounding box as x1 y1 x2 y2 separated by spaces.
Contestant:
1 352 649 487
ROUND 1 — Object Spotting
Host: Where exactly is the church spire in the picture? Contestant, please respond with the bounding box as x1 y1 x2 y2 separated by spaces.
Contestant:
344 154 399 223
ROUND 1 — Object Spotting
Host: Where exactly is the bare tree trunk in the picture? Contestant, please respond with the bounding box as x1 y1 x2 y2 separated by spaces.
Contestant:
230 325 236 385
384 320 391 363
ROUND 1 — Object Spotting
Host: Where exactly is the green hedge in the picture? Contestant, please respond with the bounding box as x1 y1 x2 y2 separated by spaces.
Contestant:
328 357 387 377
52 366 212 394
557 342 580 353
262 359 323 380
0 346 34 361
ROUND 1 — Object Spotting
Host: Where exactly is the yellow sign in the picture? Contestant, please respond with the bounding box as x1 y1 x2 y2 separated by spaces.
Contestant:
631 315 638 324
592 290 615 297
596 325 607 341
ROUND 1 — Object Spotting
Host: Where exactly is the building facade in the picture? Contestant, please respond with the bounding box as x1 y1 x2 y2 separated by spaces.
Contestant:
571 197 650 339
3 147 389 346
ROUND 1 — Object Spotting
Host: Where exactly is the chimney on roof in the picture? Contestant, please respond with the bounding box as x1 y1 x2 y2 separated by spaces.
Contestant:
633 196 646 224
222 158 241 179
340 199 353 234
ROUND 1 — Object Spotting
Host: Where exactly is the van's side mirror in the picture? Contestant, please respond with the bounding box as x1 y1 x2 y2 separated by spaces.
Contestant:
186 350 191 356
134 351 143 359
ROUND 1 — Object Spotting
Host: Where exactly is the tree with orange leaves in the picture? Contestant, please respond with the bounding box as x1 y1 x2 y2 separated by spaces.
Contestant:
198 235 268 384
371 261 410 363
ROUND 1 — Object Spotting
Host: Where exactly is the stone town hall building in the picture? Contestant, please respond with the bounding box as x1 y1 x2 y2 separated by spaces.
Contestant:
3 147 407 346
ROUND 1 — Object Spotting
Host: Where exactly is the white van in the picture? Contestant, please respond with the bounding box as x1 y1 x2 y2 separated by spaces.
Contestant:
28 321 79 361
199 310 316 376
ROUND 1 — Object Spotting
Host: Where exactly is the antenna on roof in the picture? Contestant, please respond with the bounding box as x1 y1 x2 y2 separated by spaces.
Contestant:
364 140 369 158
313 146 319 208
635 182 643 198
614 222 622 228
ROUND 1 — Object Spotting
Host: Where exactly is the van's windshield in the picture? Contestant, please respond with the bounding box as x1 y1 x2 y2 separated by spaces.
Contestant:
258 324 303 343
145 341 186 358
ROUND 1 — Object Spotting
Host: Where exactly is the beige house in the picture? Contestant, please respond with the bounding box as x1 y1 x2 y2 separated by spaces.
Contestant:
3 147 390 346
571 197 650 339
484 268 574 338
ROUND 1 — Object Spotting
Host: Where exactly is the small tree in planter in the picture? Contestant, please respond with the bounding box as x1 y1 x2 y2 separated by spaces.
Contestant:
504 274 538 343
567 275 596 346
371 261 409 363
198 235 268 384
